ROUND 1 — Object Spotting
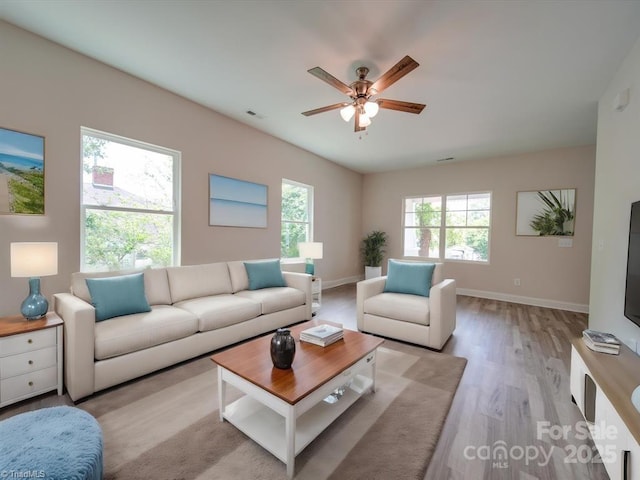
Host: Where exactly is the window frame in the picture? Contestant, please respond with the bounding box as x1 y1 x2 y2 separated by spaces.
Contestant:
281 178 314 261
402 191 492 264
80 127 181 271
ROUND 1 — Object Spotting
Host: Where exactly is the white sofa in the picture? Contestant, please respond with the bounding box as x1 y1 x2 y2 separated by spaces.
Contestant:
53 260 312 401
356 262 456 350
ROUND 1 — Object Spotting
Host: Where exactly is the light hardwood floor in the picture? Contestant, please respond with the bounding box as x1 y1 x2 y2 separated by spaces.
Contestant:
321 284 609 480
1 285 610 479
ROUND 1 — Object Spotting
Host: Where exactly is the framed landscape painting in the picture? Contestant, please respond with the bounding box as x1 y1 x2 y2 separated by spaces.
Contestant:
209 174 267 228
516 189 576 236
0 127 45 215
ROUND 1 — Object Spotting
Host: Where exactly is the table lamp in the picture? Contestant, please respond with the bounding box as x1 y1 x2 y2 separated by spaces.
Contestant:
10 242 58 320
298 242 323 276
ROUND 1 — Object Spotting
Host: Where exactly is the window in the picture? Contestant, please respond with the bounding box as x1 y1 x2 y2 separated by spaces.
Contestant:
81 128 180 271
403 192 491 262
281 179 313 258
403 196 442 258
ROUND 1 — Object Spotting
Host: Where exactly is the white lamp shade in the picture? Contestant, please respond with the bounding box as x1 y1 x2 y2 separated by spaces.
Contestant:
339 105 355 122
298 242 323 259
359 113 372 127
11 242 58 277
364 100 379 118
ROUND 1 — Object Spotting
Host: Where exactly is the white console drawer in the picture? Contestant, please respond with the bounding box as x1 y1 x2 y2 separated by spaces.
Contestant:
0 366 58 403
0 345 57 379
0 328 56 356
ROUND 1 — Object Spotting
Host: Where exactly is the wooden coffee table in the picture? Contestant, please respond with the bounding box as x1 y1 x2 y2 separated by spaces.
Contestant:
211 320 384 478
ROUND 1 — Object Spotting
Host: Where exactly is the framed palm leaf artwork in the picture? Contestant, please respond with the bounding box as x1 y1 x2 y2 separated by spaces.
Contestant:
516 189 576 236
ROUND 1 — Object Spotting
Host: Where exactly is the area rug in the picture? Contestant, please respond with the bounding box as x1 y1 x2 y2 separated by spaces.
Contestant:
79 340 466 480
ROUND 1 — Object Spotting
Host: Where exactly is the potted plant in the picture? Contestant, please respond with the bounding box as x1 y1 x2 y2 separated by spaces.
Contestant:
361 230 387 279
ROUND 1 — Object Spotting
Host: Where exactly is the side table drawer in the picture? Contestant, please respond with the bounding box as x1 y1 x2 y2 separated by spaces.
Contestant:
0 346 57 379
0 366 58 403
0 328 56 356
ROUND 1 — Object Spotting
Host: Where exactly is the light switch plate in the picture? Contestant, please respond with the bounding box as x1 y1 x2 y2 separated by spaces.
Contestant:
558 238 573 247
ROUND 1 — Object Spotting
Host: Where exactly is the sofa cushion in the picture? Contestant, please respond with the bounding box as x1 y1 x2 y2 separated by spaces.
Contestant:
141 268 172 305
173 294 261 332
166 263 232 303
236 287 305 315
384 260 435 297
94 305 198 360
228 261 249 293
244 259 286 290
431 263 444 287
86 273 151 321
72 268 172 306
363 292 430 326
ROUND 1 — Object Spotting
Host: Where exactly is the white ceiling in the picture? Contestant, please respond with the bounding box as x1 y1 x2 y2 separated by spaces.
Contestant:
2 1 640 173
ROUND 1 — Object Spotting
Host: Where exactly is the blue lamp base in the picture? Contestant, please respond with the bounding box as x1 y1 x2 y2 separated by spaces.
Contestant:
21 277 48 320
305 262 315 276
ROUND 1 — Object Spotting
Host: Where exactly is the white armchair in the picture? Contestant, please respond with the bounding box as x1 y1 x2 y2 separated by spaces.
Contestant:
356 262 457 350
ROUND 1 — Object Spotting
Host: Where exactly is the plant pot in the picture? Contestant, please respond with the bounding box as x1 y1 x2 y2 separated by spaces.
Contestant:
365 266 382 280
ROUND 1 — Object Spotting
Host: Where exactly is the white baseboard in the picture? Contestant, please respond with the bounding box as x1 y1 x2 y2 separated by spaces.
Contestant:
457 288 589 313
322 275 363 290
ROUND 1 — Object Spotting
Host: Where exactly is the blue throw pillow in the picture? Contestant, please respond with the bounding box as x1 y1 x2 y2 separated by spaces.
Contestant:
86 272 151 321
383 260 435 297
244 260 286 290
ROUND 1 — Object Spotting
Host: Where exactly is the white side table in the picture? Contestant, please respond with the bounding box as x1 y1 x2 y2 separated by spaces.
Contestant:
311 277 321 315
0 312 63 407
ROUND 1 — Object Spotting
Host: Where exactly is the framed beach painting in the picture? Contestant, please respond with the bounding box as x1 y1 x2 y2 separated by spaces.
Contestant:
516 189 576 236
0 127 45 215
209 174 268 228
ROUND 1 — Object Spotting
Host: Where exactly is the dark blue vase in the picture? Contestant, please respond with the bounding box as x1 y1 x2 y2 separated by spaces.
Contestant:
270 328 296 369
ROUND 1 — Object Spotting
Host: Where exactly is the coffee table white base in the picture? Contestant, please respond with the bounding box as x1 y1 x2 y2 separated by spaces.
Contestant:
217 350 377 478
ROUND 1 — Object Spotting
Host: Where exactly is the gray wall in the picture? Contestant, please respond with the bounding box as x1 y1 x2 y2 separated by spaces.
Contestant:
589 33 640 350
0 21 363 316
362 145 595 311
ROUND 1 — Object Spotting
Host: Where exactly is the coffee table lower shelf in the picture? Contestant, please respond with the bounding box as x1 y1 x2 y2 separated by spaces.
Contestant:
217 354 377 478
223 376 372 461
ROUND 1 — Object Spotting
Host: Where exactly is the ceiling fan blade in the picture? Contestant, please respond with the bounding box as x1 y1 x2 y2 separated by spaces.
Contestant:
302 102 349 116
369 56 419 95
378 99 426 114
308 67 355 96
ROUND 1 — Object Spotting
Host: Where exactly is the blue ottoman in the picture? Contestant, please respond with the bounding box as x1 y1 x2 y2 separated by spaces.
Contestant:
0 406 103 480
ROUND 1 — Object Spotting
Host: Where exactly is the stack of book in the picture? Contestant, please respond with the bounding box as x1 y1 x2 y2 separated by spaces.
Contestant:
300 324 343 347
582 329 621 355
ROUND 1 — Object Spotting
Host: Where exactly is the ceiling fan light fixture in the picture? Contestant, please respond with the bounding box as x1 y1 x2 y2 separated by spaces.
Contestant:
340 104 355 122
364 100 379 118
303 55 424 133
359 113 372 127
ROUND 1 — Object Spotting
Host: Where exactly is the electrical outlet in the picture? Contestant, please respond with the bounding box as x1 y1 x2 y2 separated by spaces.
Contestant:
514 278 521 286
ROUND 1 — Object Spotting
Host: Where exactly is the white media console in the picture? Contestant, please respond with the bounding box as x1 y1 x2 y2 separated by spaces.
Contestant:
570 338 640 480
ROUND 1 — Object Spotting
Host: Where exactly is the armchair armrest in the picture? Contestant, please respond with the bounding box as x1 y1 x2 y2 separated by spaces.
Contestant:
283 271 313 320
53 292 97 401
356 276 387 331
428 279 457 350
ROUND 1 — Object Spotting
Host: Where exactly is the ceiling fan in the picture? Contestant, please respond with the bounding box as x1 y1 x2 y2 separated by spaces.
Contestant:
302 55 426 132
